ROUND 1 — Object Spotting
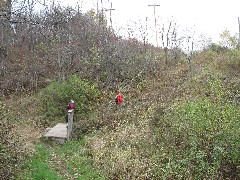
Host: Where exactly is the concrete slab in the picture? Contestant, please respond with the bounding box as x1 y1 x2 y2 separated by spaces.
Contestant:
44 123 67 139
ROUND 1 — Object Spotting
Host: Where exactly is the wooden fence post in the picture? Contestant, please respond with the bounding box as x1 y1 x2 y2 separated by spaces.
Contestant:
67 109 74 140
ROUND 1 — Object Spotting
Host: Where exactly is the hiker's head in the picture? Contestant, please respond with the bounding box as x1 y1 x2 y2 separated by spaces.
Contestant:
70 100 74 103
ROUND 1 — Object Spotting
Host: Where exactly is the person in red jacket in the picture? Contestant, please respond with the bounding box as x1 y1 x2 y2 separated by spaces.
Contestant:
115 90 123 110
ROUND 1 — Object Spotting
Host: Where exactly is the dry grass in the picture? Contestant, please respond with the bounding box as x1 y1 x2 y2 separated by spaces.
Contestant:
11 121 42 154
4 95 44 155
85 62 194 179
90 123 153 179
86 53 240 179
3 50 239 179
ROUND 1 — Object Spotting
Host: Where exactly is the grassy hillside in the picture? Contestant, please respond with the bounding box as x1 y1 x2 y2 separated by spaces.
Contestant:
85 56 240 179
1 2 240 179
1 49 240 179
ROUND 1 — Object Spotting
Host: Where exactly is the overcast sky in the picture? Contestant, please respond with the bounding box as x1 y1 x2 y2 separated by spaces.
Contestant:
51 0 240 47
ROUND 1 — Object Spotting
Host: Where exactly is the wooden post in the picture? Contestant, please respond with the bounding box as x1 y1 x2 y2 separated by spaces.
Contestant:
105 2 115 29
67 109 74 140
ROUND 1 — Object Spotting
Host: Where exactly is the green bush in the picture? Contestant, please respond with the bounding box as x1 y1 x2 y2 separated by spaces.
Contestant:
151 72 240 179
227 49 240 65
137 79 147 92
38 75 100 122
151 98 240 179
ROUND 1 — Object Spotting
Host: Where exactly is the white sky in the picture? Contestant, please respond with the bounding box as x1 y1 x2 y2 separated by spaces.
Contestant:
47 0 240 47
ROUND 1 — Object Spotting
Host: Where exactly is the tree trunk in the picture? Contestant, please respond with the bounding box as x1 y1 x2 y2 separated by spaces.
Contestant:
0 0 11 77
4 0 12 54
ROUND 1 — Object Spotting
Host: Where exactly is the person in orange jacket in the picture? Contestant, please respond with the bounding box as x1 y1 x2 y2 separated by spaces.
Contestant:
115 90 123 110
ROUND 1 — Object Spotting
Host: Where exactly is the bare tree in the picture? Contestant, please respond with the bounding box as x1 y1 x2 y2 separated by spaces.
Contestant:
0 0 12 66
159 20 180 65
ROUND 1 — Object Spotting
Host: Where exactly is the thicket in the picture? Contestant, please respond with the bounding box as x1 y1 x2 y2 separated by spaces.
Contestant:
0 4 177 97
151 72 240 179
38 75 100 124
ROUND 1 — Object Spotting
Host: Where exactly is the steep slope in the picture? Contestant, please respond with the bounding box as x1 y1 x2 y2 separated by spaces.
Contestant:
85 57 240 179
85 62 191 179
2 51 240 179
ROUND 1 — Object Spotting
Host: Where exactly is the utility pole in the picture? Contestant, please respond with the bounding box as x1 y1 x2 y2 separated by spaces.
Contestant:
148 3 160 47
97 0 99 15
77 2 80 14
96 0 100 26
105 2 115 29
52 0 55 8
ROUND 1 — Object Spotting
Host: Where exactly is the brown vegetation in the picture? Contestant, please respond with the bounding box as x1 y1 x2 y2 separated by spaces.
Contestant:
1 1 240 179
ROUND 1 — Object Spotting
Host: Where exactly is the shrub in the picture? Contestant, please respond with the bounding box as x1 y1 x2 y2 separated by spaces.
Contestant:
151 71 240 179
226 49 240 66
151 97 240 179
137 78 147 92
38 75 100 123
